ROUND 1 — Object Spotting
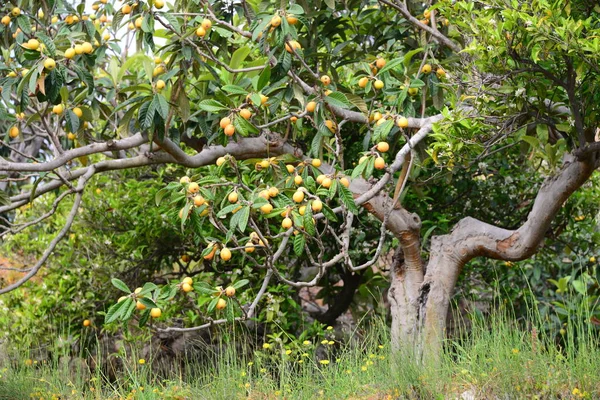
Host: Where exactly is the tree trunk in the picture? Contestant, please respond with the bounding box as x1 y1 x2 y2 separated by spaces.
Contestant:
416 154 597 362
389 230 424 353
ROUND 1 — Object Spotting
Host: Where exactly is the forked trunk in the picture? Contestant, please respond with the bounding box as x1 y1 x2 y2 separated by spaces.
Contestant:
387 154 597 362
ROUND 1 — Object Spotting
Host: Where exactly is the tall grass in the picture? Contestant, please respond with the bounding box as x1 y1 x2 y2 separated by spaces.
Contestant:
1 304 598 399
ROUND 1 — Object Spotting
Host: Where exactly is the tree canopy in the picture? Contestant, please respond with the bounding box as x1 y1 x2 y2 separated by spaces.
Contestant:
1 0 599 360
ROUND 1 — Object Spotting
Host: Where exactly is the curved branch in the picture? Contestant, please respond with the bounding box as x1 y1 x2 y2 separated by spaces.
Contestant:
378 0 462 53
419 154 599 359
0 133 146 173
0 170 93 294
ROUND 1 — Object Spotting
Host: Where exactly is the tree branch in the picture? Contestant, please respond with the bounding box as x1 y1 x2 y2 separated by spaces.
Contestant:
377 0 462 53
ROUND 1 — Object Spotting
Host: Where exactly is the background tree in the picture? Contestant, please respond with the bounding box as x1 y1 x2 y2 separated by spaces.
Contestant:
1 0 599 362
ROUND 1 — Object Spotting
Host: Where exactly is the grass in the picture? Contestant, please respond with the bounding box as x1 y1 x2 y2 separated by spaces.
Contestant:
1 310 599 400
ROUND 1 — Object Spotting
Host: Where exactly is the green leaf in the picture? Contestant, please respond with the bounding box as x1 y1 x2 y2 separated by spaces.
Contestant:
121 299 137 320
138 309 151 328
324 92 351 109
180 201 191 231
403 48 424 67
233 115 259 136
139 99 155 130
288 4 305 14
105 298 132 323
161 13 181 31
222 85 248 95
293 233 306 256
72 64 95 94
0 190 9 207
207 297 219 313
321 203 338 222
304 205 316 235
138 297 158 309
352 160 368 179
111 278 131 293
410 78 426 88
16 15 32 34
65 109 80 134
198 99 228 112
230 46 251 70
257 66 271 91
194 282 219 295
152 93 169 119
237 206 250 232
338 180 358 212
37 33 56 58
345 93 368 115
232 279 249 290
373 119 394 142
571 280 587 295
155 188 169 206
378 57 404 74
217 204 243 217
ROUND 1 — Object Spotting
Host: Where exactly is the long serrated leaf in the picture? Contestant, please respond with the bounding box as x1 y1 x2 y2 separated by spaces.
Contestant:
232 279 250 290
65 109 80 133
338 182 358 212
257 66 271 91
321 204 338 222
121 298 137 320
352 160 368 179
373 119 394 142
217 204 242 217
293 233 306 256
138 309 150 327
222 85 248 95
199 99 228 112
111 278 131 293
207 297 219 313
37 33 56 57
233 116 258 137
378 57 404 74
345 93 368 115
155 188 169 206
16 15 32 34
237 206 250 232
304 205 316 235
324 92 351 109
139 297 158 309
140 99 155 129
105 298 132 323
153 93 169 119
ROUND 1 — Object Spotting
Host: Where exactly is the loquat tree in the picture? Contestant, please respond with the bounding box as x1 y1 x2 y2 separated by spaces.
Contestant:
0 0 599 362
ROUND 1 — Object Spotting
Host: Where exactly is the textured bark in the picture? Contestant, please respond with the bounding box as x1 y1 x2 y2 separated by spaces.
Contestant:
389 228 424 352
418 154 598 361
348 162 425 352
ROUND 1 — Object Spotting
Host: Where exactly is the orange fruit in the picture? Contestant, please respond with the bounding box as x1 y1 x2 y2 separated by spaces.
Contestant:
376 142 389 153
150 308 162 318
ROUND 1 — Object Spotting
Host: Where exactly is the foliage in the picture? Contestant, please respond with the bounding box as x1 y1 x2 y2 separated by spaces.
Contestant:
0 0 599 366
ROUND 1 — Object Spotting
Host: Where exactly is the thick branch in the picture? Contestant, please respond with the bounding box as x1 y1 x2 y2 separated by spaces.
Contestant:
442 154 597 263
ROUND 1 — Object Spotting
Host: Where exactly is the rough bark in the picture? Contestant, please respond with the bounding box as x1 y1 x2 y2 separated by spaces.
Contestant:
389 228 424 352
418 154 598 361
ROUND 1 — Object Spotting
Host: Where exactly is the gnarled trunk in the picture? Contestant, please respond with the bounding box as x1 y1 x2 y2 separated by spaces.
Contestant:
389 230 424 352
385 154 597 362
